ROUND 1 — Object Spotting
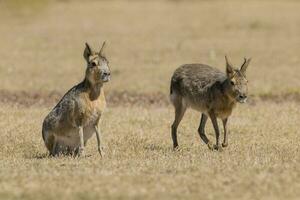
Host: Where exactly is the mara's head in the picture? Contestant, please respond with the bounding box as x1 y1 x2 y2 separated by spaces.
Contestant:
83 42 111 84
225 56 251 103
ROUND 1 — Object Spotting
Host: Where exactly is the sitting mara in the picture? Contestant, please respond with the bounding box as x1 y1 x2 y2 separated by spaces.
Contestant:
42 42 111 156
170 56 251 151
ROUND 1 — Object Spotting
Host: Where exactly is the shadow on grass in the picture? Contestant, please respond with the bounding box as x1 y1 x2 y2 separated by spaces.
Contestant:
24 152 50 159
143 143 174 153
24 152 94 160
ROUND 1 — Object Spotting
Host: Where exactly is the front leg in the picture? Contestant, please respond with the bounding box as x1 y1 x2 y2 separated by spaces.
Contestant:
94 125 102 157
208 110 222 151
78 126 85 157
222 118 228 147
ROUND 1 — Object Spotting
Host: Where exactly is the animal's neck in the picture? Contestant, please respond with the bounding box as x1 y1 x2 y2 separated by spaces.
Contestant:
221 80 236 105
83 79 103 101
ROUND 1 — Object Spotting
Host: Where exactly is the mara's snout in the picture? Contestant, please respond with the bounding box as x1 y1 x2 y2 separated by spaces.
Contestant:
101 71 111 82
236 94 247 103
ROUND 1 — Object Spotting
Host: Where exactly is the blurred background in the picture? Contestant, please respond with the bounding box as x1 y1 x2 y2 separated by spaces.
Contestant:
1 0 300 100
1 1 300 200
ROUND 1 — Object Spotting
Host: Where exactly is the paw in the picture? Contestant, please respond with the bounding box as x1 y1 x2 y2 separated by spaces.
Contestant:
173 144 179 150
78 148 85 157
214 145 223 152
98 147 104 157
173 146 181 152
222 142 228 148
207 142 223 151
207 141 214 150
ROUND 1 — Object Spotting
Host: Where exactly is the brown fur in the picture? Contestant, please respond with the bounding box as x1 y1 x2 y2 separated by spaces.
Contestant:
42 42 110 156
170 56 251 150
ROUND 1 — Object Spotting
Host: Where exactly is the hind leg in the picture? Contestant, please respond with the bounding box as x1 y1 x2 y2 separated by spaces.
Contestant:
50 136 58 156
197 114 211 145
44 132 58 156
171 94 187 149
49 136 68 156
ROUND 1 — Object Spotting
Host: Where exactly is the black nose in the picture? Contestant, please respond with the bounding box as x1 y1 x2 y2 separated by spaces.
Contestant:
103 72 110 76
239 95 247 99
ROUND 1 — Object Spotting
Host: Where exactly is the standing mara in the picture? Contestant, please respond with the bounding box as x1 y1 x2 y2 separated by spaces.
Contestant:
42 42 111 156
170 56 251 150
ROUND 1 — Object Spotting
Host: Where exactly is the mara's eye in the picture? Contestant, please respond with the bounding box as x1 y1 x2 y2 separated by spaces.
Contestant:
230 81 235 85
91 62 97 67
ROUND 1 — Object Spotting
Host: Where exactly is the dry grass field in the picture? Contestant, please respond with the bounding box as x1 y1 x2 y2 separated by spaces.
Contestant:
0 0 300 199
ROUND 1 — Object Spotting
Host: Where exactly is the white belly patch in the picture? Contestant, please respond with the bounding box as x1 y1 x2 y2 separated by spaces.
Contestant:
56 126 95 149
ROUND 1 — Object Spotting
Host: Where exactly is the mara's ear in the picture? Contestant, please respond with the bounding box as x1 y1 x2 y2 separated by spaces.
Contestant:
99 41 106 56
225 55 234 78
83 42 92 62
240 57 251 75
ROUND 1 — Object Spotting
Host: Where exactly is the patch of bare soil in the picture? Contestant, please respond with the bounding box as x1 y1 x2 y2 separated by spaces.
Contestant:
258 93 300 103
0 90 299 108
0 90 169 107
0 90 62 107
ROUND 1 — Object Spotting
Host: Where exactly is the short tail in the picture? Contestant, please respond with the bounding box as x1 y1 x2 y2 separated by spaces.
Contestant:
42 130 45 141
170 77 179 105
170 75 181 96
42 121 46 141
170 81 173 95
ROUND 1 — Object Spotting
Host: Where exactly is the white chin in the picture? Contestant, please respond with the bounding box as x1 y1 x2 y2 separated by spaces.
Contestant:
102 78 110 82
238 98 247 103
